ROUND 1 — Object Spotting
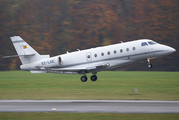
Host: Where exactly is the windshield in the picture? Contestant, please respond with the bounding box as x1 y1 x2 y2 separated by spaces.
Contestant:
141 42 148 46
148 41 158 45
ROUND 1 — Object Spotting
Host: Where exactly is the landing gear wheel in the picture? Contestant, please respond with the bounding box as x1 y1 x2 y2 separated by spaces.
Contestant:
81 76 87 82
90 75 97 81
148 64 152 68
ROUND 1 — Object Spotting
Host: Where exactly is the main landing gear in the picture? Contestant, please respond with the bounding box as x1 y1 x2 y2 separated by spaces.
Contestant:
81 74 97 82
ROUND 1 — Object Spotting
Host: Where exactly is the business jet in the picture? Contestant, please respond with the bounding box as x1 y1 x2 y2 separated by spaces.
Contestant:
4 36 176 82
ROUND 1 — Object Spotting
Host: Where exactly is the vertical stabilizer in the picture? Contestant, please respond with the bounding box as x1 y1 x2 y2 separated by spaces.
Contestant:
10 36 49 64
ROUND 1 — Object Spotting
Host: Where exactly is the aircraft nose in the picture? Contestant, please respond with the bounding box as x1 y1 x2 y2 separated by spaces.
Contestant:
157 45 176 57
167 47 176 53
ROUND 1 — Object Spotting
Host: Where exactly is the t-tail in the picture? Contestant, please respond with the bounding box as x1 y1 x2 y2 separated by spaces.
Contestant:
4 36 50 73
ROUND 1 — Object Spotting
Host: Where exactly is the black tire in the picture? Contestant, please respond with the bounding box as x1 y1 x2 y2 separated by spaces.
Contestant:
90 75 97 81
81 76 87 82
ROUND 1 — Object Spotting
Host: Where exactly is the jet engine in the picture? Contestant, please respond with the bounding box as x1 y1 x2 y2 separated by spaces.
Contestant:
20 56 62 70
37 56 62 68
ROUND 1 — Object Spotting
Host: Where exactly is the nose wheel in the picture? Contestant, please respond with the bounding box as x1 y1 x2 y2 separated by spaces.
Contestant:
147 64 152 68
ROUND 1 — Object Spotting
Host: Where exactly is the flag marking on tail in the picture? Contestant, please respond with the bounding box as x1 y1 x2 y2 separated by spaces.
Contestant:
23 45 27 49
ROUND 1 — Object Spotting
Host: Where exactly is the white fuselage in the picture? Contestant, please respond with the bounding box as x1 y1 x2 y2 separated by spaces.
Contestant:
20 39 175 75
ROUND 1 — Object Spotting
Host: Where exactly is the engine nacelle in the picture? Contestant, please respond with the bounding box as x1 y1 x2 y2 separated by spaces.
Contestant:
20 56 62 70
37 56 62 68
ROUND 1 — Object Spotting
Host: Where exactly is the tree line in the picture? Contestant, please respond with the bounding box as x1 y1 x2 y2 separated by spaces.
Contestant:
0 0 178 71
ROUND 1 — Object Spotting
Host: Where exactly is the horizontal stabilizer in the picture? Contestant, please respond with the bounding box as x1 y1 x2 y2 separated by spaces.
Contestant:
3 53 36 58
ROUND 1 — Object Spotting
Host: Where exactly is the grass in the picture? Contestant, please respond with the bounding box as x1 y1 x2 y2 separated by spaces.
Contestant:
0 71 179 120
0 71 178 100
0 113 178 120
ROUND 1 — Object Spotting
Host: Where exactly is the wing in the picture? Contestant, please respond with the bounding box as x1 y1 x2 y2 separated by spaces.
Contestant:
50 63 110 74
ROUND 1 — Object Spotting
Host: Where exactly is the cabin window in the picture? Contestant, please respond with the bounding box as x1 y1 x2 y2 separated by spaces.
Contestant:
141 42 148 46
107 51 110 55
87 55 90 59
120 49 123 53
133 47 136 50
94 54 97 57
101 52 104 56
126 48 129 52
114 50 117 54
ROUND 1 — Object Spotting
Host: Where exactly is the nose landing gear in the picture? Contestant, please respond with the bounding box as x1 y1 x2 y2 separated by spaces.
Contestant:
147 58 152 68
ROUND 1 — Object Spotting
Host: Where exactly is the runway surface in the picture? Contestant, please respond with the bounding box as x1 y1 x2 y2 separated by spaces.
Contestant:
0 100 179 113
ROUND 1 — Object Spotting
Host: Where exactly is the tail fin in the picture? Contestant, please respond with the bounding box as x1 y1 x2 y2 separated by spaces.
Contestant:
10 36 49 64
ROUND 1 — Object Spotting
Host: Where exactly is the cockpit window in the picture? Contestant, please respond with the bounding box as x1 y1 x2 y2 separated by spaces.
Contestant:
148 41 157 45
141 42 148 46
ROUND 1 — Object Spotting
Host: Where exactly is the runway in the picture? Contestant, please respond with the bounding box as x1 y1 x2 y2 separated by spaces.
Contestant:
0 100 179 113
